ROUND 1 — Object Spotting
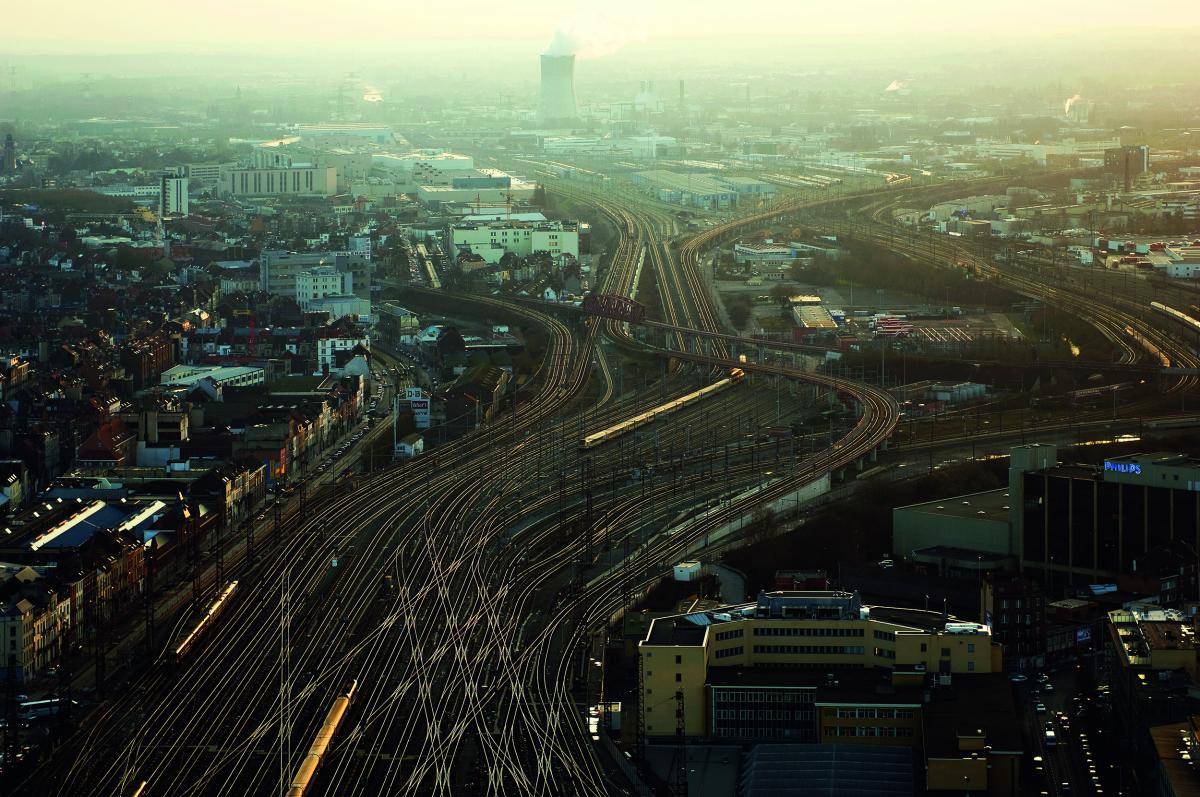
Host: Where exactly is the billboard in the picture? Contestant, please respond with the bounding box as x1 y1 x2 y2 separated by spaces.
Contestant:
405 386 431 429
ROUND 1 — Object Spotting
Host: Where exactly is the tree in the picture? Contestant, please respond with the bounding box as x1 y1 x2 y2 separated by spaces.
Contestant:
770 283 797 303
727 298 753 329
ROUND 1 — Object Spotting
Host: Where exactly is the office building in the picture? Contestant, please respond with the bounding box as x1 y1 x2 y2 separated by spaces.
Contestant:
159 175 188 217
638 590 1000 741
1017 450 1200 583
895 444 1200 588
1106 145 1151 190
184 162 235 185
259 251 371 299
296 266 353 310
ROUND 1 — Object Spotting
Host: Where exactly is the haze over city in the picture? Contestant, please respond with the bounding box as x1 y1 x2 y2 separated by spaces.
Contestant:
1 2 1199 796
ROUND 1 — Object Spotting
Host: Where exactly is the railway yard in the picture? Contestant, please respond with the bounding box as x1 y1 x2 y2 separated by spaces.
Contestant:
10 163 1200 797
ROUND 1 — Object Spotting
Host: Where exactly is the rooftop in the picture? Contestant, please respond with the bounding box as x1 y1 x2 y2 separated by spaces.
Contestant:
922 674 1023 757
1150 720 1200 797
894 488 1011 523
642 590 983 647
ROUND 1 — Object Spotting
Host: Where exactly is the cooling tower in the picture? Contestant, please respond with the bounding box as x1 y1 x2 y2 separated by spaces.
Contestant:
539 54 578 124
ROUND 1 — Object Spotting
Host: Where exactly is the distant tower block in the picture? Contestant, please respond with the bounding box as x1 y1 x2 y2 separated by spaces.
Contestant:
539 54 578 124
1 133 15 173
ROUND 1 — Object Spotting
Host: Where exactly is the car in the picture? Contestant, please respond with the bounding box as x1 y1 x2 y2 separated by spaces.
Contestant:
1035 703 1047 714
1041 682 1055 692
1009 673 1028 683
1044 730 1057 747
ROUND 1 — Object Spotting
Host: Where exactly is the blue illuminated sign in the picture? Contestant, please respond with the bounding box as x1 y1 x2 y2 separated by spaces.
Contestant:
1104 461 1141 475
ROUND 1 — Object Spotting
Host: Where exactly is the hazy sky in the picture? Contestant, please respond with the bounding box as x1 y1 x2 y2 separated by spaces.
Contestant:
6 0 1198 55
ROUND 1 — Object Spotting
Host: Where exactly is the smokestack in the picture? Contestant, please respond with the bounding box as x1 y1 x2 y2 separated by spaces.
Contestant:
540 54 578 125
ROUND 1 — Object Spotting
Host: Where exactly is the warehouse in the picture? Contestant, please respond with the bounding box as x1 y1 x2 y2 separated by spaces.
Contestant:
632 170 738 210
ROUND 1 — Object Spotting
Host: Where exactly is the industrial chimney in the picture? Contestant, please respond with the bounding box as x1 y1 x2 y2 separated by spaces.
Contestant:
539 54 578 124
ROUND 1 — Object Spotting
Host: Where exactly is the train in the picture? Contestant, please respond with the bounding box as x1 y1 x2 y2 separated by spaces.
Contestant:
173 580 239 667
1123 325 1170 368
17 697 78 721
579 369 745 450
287 680 358 797
1151 301 1200 337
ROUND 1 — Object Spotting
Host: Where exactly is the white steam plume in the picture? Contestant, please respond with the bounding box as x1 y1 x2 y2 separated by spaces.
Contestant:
544 10 647 60
1064 94 1082 115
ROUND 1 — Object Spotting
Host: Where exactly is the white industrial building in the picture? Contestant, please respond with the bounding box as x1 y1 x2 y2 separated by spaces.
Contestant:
541 135 682 159
93 184 161 200
371 151 476 185
718 176 777 200
306 294 372 322
160 364 265 390
632 171 738 210
417 179 537 207
184 163 234 184
220 165 337 197
296 124 397 146
450 221 579 264
733 242 797 264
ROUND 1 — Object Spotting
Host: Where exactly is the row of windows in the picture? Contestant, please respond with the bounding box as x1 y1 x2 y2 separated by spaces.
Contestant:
834 707 915 720
826 725 914 738
714 646 743 659
713 708 812 721
711 725 814 741
714 691 814 704
754 627 865 638
715 629 744 641
873 647 896 660
754 645 866 656
873 630 896 641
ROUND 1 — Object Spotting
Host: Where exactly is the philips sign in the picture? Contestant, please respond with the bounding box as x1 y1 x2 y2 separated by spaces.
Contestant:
1104 461 1141 475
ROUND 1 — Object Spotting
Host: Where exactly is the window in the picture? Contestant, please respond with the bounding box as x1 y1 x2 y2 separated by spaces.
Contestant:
967 643 975 653
941 648 950 657
920 643 927 653
675 655 682 665
968 661 976 672
675 673 682 683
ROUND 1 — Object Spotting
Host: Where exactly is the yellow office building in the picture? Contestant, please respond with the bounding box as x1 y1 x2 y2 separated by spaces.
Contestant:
638 591 1002 741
